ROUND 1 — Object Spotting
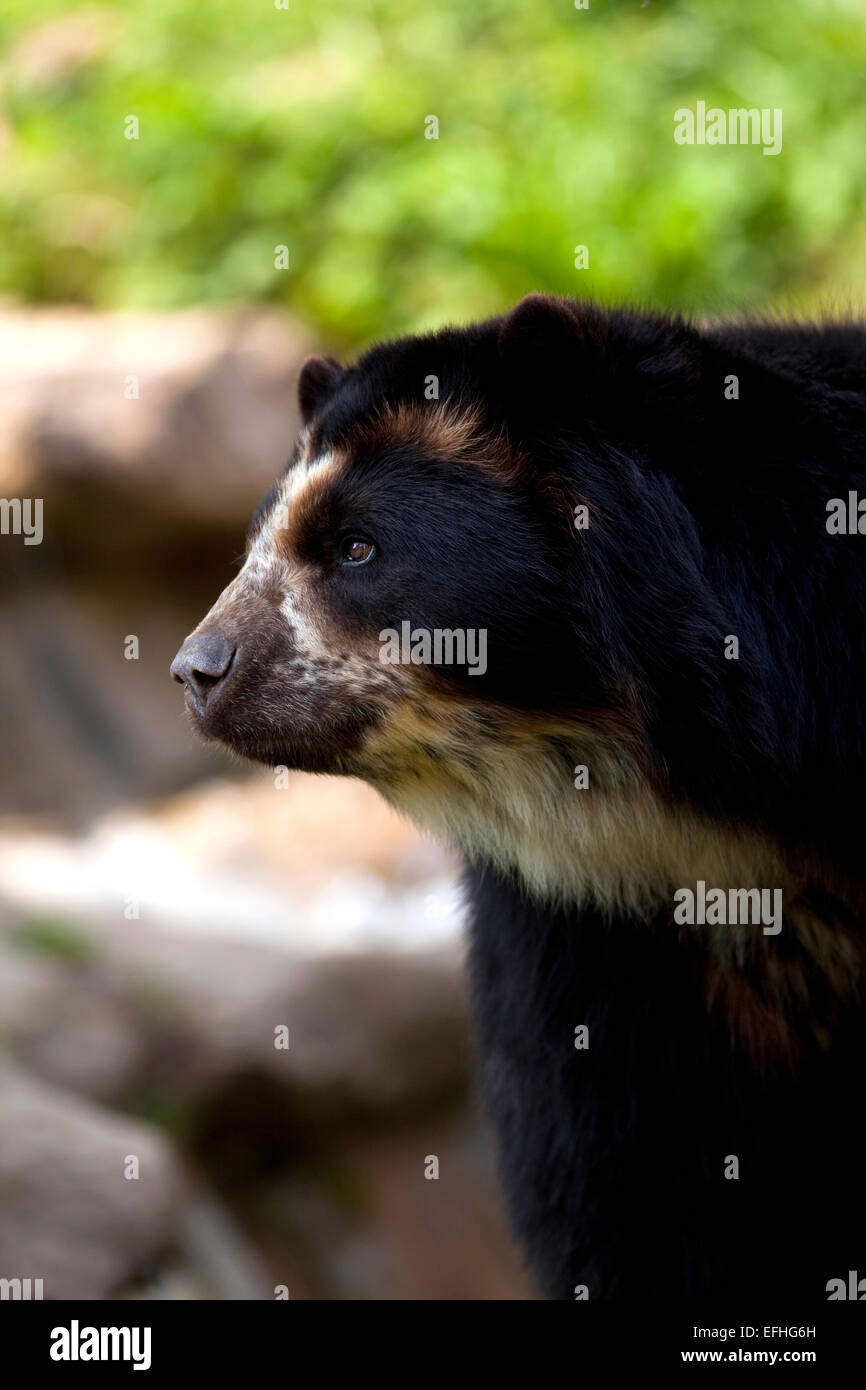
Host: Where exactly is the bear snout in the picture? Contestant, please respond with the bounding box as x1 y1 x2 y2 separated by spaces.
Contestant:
170 630 237 714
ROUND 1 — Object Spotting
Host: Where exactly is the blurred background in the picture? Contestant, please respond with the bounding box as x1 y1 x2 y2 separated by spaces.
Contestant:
0 0 864 1299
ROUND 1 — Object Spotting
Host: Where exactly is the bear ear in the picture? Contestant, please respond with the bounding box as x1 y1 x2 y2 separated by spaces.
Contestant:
298 354 343 422
497 294 608 432
498 293 599 354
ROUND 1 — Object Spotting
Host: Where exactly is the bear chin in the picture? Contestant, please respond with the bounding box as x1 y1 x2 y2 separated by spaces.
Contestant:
189 710 370 778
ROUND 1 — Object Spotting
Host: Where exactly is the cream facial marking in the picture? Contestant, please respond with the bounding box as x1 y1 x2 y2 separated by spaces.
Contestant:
272 446 345 662
243 435 336 579
202 441 344 661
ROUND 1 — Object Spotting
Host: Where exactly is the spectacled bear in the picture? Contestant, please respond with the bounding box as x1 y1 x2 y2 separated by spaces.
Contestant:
172 294 866 1301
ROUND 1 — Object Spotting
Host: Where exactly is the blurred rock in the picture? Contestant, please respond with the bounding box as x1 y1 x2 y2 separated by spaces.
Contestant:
101 928 467 1123
0 917 467 1124
0 590 233 817
0 781 464 1127
0 937 142 1102
130 934 466 1113
0 1067 185 1299
0 306 312 523
0 766 465 1119
0 775 524 1299
247 1104 533 1300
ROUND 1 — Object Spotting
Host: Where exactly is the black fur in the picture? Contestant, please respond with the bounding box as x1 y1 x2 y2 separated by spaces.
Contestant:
467 869 865 1300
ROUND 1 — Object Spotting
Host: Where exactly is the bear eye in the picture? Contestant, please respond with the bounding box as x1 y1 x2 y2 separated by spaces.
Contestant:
341 537 376 566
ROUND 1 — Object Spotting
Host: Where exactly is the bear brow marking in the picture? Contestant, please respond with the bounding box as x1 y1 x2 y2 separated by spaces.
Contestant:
359 399 486 457
347 399 522 477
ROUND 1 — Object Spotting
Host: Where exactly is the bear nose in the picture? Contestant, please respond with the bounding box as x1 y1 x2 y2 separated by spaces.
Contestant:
170 632 236 706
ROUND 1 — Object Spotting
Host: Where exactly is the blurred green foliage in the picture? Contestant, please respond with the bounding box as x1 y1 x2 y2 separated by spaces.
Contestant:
1 0 864 348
